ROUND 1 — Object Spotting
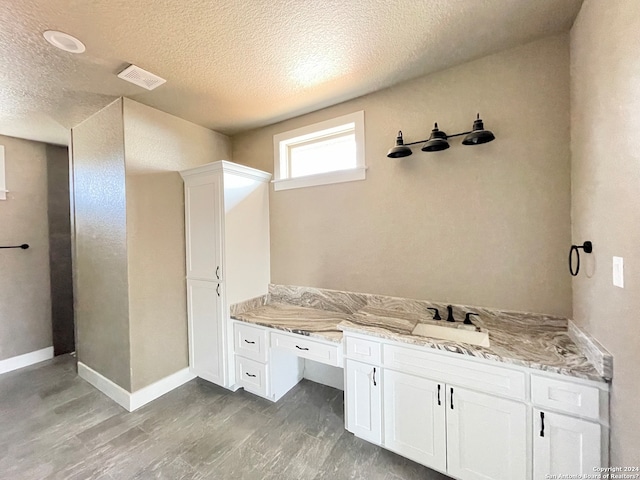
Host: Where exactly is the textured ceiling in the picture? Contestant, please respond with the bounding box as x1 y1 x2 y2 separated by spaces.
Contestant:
0 0 583 146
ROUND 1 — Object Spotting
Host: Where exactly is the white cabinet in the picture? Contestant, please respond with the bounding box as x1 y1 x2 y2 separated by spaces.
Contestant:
271 331 341 367
383 370 446 472
345 359 382 445
181 161 271 389
235 355 268 397
354 338 528 480
381 368 526 480
531 374 601 421
187 279 223 384
343 334 608 480
533 410 602 477
184 173 223 281
531 373 607 477
234 322 268 363
446 386 527 480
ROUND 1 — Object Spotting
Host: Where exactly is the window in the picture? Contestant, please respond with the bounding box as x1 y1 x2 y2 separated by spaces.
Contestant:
273 111 366 191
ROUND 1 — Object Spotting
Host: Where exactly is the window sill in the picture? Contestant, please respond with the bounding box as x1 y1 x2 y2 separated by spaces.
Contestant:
272 167 367 191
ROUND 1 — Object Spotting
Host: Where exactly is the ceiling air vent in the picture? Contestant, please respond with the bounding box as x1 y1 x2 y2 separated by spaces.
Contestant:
117 64 166 91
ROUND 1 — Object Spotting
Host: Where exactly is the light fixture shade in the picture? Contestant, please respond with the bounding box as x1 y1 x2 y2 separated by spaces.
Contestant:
462 114 495 145
421 123 450 152
387 131 413 158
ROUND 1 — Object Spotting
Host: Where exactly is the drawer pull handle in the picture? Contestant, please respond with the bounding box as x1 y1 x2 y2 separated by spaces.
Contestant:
450 387 454 409
216 284 220 297
540 412 545 437
295 345 309 351
244 340 256 344
437 384 441 406
216 266 220 279
246 373 257 378
373 367 377 386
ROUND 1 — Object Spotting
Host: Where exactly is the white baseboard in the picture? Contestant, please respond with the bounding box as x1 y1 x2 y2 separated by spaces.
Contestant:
129 368 196 411
77 362 131 410
0 346 54 375
77 362 196 412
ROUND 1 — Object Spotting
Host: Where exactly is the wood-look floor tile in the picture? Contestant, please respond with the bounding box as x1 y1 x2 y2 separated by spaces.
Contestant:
312 431 384 480
76 411 144 451
0 355 452 480
371 449 451 480
131 456 200 480
205 442 273 480
180 406 270 473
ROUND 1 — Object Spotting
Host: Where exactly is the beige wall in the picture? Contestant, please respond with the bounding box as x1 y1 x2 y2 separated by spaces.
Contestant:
0 135 51 360
233 34 572 317
72 98 231 392
72 99 132 391
570 0 640 464
123 99 231 391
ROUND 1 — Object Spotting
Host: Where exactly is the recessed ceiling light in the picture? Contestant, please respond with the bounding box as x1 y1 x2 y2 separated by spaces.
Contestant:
43 30 85 54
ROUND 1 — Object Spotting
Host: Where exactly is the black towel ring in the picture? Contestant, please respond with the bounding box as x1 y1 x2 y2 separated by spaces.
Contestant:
569 241 593 276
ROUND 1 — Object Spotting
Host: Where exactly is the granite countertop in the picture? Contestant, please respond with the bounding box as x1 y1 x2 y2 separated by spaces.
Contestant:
231 285 611 383
230 303 347 343
340 306 604 381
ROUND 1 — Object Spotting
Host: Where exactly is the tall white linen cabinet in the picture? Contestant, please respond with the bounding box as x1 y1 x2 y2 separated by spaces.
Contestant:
180 161 271 389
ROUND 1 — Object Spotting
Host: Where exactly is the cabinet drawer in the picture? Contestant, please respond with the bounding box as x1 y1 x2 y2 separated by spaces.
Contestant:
531 375 600 420
345 336 382 364
234 322 268 362
271 332 340 367
235 356 267 397
383 344 526 400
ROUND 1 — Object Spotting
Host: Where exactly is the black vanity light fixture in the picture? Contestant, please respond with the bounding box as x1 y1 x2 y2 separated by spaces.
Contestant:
387 114 495 158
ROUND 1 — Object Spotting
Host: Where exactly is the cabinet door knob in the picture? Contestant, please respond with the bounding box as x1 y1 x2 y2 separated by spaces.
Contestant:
540 412 545 437
216 266 220 279
216 284 220 297
373 367 377 386
450 387 454 409
437 384 441 406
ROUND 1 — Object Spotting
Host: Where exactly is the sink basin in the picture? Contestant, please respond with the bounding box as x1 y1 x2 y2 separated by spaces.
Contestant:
411 323 490 347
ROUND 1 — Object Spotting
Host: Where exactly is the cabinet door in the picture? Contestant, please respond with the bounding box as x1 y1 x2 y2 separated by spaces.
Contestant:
533 410 601 477
184 174 223 281
187 279 225 386
447 386 527 480
345 359 382 445
383 370 446 472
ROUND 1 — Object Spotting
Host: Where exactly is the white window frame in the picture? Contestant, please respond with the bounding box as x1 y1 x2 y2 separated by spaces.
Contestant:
272 110 366 191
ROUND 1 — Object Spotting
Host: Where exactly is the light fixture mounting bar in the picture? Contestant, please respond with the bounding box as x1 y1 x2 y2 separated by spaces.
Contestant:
445 130 473 139
402 130 472 145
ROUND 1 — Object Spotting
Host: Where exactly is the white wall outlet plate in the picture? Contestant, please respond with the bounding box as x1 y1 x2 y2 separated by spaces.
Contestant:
613 256 624 288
